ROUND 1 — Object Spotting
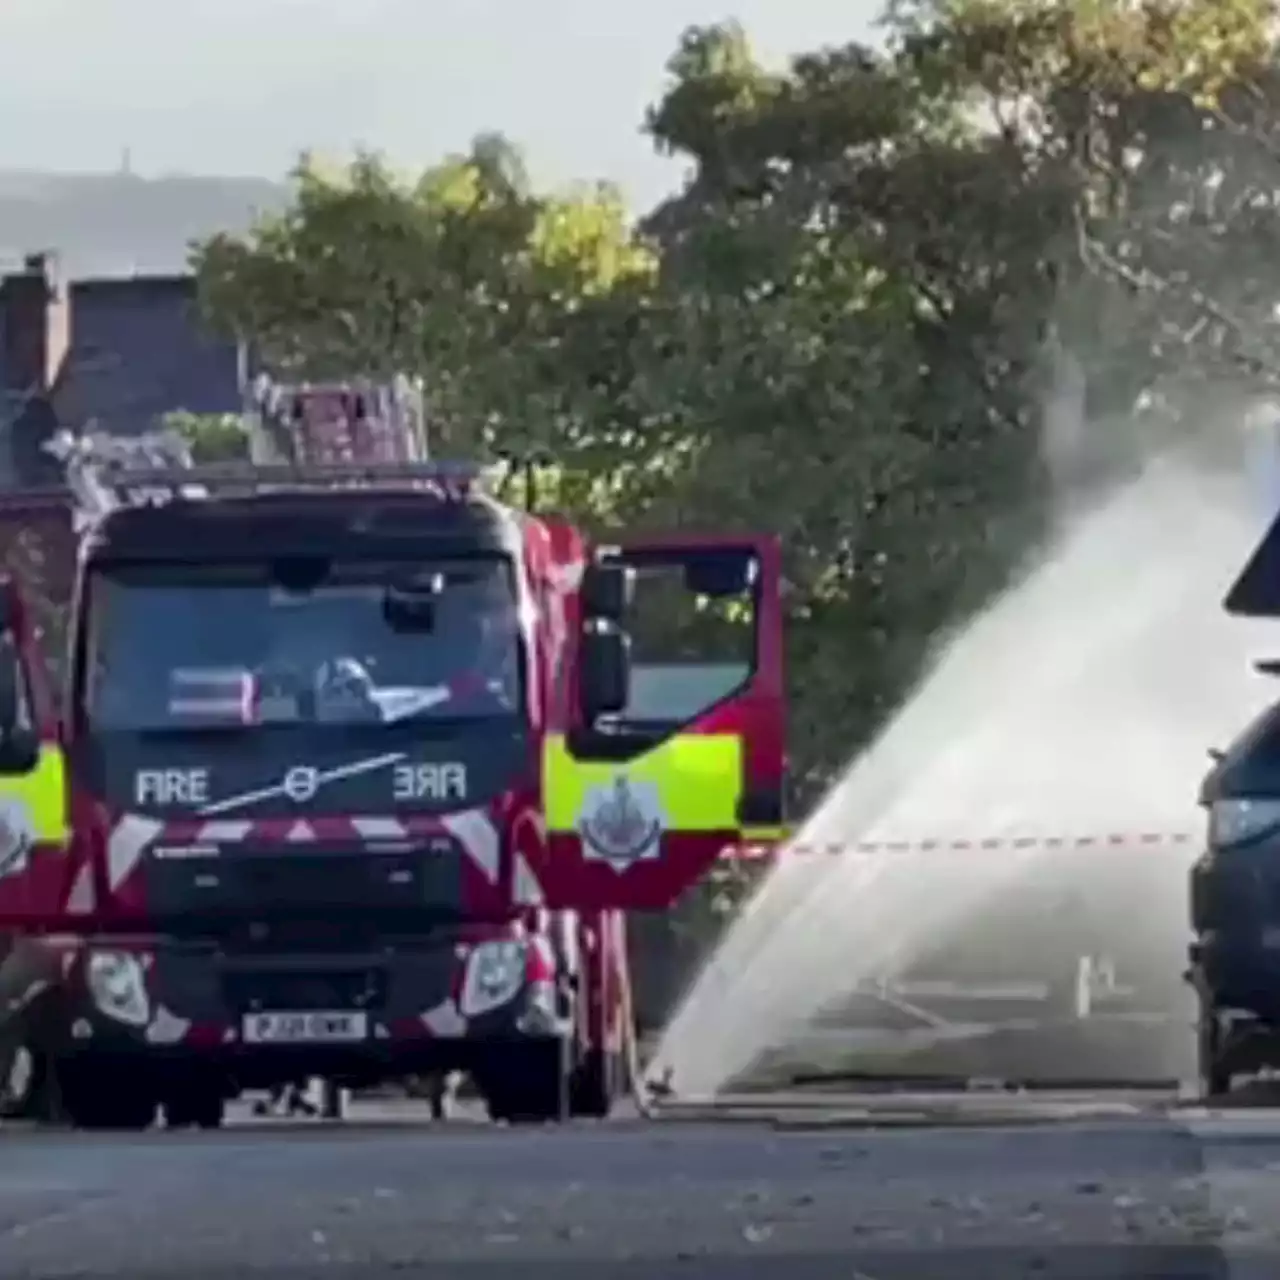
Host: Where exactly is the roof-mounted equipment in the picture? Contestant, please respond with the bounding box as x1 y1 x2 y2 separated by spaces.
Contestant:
45 428 498 528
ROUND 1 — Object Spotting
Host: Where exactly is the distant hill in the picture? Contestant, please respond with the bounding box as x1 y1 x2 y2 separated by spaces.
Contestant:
0 170 291 279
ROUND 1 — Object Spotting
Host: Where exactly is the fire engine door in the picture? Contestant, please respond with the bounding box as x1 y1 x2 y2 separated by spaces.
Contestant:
543 535 784 910
0 586 68 922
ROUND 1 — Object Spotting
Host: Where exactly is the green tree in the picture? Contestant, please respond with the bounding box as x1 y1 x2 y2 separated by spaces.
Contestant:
164 411 251 463
892 0 1280 411
629 22 1064 797
194 141 652 465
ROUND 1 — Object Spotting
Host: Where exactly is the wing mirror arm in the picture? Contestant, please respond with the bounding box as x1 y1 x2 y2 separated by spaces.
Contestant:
0 643 38 775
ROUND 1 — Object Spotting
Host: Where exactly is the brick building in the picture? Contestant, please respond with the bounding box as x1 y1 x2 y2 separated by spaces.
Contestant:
0 252 245 487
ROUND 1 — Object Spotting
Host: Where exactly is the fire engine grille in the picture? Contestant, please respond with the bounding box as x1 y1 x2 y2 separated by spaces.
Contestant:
221 967 387 1013
146 846 468 916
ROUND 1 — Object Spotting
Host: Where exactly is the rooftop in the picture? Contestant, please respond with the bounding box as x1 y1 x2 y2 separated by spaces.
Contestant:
0 253 244 486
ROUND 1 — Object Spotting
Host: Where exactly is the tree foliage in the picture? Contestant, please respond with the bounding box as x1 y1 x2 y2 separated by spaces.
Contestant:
164 411 252 463
191 2 1280 812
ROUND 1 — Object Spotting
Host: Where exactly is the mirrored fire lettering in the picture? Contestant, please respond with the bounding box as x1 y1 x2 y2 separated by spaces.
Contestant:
393 762 467 802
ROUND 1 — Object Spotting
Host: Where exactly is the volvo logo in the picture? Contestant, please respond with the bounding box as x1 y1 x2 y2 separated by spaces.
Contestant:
282 766 319 803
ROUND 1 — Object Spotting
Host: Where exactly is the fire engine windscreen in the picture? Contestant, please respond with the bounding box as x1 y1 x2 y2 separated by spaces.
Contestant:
83 557 521 730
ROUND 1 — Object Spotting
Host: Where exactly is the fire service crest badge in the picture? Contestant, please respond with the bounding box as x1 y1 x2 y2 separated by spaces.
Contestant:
578 776 664 870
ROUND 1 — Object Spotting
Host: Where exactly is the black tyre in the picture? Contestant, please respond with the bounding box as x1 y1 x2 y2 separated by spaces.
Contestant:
0 995 63 1122
163 1086 225 1130
0 1040 43 1119
1197 1001 1231 1099
481 1038 571 1124
60 1065 156 1131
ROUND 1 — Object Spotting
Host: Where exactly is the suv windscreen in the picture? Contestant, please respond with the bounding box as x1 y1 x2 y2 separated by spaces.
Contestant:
82 555 522 732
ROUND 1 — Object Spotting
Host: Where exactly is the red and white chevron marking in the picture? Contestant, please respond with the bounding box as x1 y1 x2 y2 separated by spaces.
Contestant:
101 808 504 896
152 814 449 844
721 830 1199 860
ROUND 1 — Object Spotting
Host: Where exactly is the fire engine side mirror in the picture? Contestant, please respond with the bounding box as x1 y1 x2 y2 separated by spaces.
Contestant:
0 658 17 734
578 622 631 721
0 655 16 737
0 600 18 735
0 726 39 774
0 661 36 774
581 563 632 624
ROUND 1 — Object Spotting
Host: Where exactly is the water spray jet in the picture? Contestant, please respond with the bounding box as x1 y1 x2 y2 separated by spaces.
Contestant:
651 458 1274 1098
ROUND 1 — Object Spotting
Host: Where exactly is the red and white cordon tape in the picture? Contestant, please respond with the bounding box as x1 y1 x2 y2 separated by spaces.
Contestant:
720 830 1199 861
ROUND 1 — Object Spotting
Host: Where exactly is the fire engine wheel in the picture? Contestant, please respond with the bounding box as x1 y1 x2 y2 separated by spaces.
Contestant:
0 1000 63 1121
162 1085 226 1130
0 1042 41 1118
59 1065 157 1131
480 1038 572 1124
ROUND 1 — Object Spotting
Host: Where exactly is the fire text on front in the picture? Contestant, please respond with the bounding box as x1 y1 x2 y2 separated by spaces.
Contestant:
135 768 210 806
393 763 467 802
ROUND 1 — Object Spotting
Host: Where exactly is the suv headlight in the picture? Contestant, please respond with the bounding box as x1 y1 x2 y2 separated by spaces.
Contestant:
459 940 527 1018
1209 798 1280 850
86 951 151 1028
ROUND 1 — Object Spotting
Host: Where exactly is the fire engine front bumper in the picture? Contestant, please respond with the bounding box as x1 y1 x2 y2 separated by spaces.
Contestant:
48 935 571 1082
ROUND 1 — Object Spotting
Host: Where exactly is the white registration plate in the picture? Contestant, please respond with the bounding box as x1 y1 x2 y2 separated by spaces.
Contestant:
242 1011 369 1044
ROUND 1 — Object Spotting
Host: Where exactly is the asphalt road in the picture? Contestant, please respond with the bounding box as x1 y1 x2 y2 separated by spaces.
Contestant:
1 1097 1278 1280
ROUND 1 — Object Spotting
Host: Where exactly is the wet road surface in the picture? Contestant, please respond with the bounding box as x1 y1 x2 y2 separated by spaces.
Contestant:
0 1098 1275 1278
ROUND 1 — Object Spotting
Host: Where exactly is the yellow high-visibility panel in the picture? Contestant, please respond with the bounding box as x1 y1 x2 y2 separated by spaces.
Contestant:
544 732 741 833
0 745 68 851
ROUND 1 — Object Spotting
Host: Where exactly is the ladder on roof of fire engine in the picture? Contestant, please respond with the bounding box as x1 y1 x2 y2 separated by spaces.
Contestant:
46 381 495 529
47 430 498 528
246 373 429 468
46 373 499 525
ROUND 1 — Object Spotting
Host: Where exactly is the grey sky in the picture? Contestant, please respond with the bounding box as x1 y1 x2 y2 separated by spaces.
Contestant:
1 0 878 208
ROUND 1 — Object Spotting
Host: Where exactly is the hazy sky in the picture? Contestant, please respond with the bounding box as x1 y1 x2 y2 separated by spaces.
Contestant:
1 0 879 208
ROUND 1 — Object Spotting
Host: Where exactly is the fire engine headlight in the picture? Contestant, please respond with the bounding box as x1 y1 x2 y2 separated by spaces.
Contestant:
459 941 527 1018
86 951 151 1028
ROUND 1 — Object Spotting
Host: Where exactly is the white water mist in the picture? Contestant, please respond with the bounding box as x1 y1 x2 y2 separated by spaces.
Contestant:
651 456 1273 1098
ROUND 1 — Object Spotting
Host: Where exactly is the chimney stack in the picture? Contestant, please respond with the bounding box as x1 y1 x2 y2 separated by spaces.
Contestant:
1 251 70 399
